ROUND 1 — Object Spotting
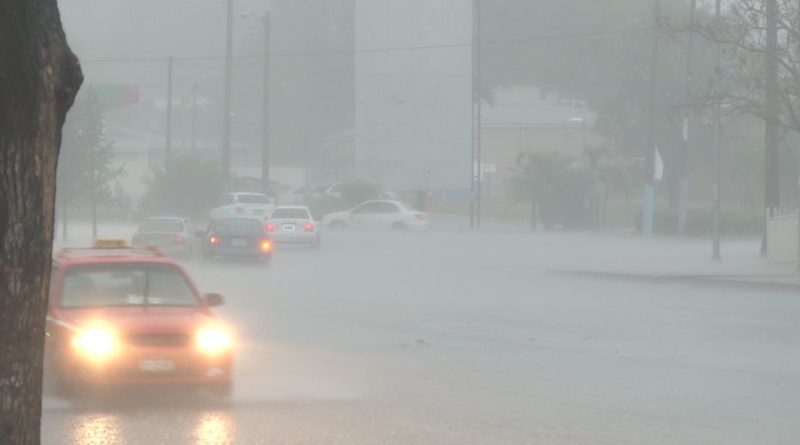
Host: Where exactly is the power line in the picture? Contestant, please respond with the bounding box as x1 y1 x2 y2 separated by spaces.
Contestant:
79 27 649 65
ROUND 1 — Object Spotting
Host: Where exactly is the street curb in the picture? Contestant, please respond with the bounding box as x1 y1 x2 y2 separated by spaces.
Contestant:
553 269 800 293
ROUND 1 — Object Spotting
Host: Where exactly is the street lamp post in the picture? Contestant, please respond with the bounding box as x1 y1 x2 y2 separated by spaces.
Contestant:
222 0 234 192
712 0 722 261
470 0 482 231
242 11 271 195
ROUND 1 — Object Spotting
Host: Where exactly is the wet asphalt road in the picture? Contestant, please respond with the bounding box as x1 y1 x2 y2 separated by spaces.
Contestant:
42 229 800 444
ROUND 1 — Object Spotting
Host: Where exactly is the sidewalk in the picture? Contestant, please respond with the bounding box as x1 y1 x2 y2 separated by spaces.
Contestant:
553 237 800 292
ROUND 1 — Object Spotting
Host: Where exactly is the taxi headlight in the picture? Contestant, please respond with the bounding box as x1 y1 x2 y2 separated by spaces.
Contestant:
195 327 232 355
71 327 117 360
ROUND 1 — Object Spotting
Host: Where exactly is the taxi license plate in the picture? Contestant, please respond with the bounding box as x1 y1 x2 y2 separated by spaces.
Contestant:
282 224 296 232
139 359 175 372
231 238 247 247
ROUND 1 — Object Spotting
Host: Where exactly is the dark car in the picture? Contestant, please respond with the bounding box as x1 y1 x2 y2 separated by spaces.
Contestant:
203 217 273 264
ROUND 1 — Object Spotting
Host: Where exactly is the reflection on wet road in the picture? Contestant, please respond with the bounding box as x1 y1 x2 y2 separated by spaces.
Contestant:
43 230 800 444
73 415 123 445
193 412 234 445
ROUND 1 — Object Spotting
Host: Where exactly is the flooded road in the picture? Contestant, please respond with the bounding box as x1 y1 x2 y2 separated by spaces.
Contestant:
43 229 800 444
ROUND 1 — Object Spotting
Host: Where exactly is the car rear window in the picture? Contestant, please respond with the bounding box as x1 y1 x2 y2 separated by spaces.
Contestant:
270 208 310 219
60 263 197 308
236 194 271 204
140 219 183 233
211 219 264 236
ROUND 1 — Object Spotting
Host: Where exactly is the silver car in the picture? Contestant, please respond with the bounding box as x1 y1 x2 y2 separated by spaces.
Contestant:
131 217 198 259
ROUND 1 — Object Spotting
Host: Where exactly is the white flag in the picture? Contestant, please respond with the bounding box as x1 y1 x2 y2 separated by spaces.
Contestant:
655 147 664 181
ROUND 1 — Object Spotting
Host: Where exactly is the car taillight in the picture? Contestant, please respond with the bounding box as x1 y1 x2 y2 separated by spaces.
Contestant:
266 223 275 232
209 236 219 245
260 240 272 252
415 213 428 221
304 222 314 232
174 235 185 245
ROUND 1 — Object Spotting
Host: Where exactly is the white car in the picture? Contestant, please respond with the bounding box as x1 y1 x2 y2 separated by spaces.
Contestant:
210 192 276 220
266 206 321 247
323 200 428 231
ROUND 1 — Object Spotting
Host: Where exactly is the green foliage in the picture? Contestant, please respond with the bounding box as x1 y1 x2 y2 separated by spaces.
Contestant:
139 155 222 220
511 151 591 228
58 90 126 208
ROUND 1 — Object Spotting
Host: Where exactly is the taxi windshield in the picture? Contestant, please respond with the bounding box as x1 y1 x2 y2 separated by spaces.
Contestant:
60 263 198 308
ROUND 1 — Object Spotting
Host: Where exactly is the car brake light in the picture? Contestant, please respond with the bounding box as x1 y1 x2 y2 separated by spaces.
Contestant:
260 240 272 252
209 236 219 245
266 223 275 232
175 235 185 245
304 222 314 232
415 213 428 221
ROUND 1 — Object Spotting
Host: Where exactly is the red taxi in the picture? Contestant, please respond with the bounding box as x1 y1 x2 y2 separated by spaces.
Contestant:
45 240 233 397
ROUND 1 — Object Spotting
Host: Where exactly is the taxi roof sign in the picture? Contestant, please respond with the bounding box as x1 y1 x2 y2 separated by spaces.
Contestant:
94 239 128 248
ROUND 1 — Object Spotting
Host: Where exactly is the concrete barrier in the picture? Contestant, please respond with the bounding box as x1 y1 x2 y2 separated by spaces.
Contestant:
767 211 798 263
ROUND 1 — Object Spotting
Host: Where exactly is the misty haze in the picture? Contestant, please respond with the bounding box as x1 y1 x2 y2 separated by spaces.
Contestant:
1 0 799 444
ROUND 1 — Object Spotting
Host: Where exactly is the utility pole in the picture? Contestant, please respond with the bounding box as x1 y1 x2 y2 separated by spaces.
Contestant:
191 84 198 152
166 55 173 169
261 12 271 194
222 0 234 191
678 0 696 236
471 0 482 230
642 0 661 237
712 0 722 260
763 0 780 256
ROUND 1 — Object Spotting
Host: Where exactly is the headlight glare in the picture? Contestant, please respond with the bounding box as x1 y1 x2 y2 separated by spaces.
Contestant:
72 327 117 360
195 327 232 355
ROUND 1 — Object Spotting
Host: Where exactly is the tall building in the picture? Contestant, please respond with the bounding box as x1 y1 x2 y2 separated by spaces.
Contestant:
268 0 355 173
354 0 472 191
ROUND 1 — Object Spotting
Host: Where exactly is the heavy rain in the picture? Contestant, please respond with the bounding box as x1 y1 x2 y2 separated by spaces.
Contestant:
1 1 800 444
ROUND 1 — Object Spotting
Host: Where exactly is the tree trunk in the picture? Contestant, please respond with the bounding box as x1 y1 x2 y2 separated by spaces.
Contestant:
0 1 82 444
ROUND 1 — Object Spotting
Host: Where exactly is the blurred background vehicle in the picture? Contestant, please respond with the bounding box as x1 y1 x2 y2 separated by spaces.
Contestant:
323 200 428 231
130 217 199 260
265 206 321 248
283 186 310 205
210 192 276 220
203 217 273 264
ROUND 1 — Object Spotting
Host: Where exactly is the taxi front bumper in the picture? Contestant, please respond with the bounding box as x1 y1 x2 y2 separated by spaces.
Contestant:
55 345 232 387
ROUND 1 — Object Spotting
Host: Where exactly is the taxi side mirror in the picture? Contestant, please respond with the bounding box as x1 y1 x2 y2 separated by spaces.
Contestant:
203 293 225 307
